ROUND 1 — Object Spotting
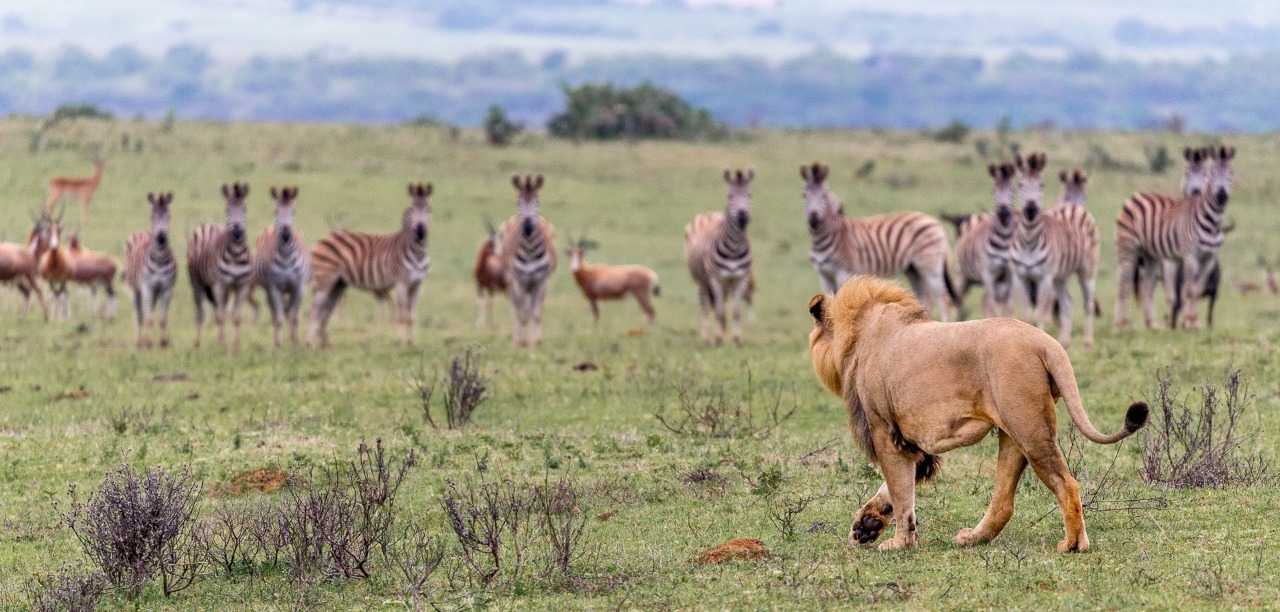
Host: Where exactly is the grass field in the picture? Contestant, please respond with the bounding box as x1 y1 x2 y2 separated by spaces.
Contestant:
0 118 1278 609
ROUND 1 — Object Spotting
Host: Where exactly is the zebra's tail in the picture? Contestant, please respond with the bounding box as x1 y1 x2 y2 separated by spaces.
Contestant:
943 265 962 306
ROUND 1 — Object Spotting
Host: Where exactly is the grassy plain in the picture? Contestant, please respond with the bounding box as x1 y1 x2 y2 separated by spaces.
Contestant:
0 118 1278 609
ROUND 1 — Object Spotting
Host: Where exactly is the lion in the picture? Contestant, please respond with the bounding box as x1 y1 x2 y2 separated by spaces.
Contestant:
806 275 1147 553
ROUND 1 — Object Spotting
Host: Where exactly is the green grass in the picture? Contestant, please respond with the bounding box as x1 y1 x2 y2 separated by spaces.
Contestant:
0 118 1278 608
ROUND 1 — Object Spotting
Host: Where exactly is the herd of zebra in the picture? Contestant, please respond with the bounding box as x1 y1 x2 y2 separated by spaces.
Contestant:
0 144 1239 350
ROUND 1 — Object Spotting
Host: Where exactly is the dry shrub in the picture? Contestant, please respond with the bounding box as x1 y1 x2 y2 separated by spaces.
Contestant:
24 560 107 612
1142 368 1274 488
410 346 491 429
653 368 797 439
57 463 201 600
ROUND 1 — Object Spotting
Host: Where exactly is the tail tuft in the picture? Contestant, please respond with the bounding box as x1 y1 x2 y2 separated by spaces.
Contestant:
1124 401 1149 433
652 283 661 297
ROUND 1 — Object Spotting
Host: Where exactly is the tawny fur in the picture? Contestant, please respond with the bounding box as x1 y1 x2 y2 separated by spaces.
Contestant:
807 275 1147 554
39 225 118 320
0 228 49 320
45 158 105 225
473 223 507 328
569 245 660 329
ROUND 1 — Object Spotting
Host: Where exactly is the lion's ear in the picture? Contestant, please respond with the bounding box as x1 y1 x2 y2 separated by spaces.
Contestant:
808 295 825 324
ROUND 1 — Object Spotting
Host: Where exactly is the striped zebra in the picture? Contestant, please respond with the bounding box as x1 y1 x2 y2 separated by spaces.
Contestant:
1169 145 1234 329
1058 168 1088 206
124 192 178 348
253 186 311 348
686 168 754 346
1115 146 1227 330
801 161 957 321
188 182 254 349
309 183 432 347
1010 153 1101 348
496 174 556 348
944 162 1018 318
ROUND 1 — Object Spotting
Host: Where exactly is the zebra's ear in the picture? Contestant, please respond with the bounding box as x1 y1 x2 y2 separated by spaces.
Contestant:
422 183 433 197
221 183 231 199
1220 145 1235 161
164 192 174 205
147 192 157 205
1059 170 1068 184
512 174 523 191
533 174 544 191
808 295 825 325
988 164 998 179
288 186 300 201
1074 169 1088 185
800 164 810 182
815 163 827 183
270 186 279 201
723 168 732 184
236 182 249 199
1184 147 1193 161
745 168 755 183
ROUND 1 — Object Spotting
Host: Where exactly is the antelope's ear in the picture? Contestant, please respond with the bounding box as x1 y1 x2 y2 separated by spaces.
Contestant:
808 294 825 324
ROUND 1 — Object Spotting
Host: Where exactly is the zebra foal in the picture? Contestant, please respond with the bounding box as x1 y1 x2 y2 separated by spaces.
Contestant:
944 162 1018 318
497 174 556 348
187 182 254 349
253 186 310 348
686 168 754 346
124 192 177 347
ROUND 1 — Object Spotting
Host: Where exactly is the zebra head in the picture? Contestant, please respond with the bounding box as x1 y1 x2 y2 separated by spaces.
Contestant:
269 186 300 244
989 162 1017 227
405 182 433 244
1209 145 1235 207
800 161 835 232
220 182 249 243
1014 152 1047 222
146 192 173 248
1181 147 1211 198
723 167 754 230
512 174 543 238
1058 168 1088 206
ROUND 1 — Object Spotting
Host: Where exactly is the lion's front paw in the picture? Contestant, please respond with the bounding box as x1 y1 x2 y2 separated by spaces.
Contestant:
1057 534 1090 553
954 528 986 547
848 506 892 546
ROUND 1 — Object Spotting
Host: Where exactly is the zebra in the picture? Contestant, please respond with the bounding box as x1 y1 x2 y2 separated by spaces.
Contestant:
124 192 178 348
309 183 432 348
253 186 311 348
496 174 556 348
1058 168 1088 206
1010 153 1101 348
1115 146 1227 330
1168 145 1234 329
686 168 754 346
944 162 1018 318
187 182 254 349
801 161 957 321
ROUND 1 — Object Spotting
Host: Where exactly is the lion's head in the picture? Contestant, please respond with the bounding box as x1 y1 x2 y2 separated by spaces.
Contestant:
808 275 930 396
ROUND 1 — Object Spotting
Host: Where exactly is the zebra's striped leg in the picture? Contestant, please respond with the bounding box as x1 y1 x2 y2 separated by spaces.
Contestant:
729 280 748 347
922 267 951 323
156 286 173 348
1114 253 1137 332
709 279 727 347
266 285 285 349
1033 276 1055 332
229 286 248 351
1137 259 1161 331
133 286 149 348
1053 278 1073 349
1161 259 1180 328
509 285 529 348
697 286 712 345
530 282 548 348
399 281 423 346
1080 273 1096 348
284 287 302 347
1179 258 1204 330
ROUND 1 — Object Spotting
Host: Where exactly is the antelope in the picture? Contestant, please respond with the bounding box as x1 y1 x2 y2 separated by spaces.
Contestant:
567 232 660 330
473 217 506 329
39 223 118 320
45 157 106 224
0 215 51 320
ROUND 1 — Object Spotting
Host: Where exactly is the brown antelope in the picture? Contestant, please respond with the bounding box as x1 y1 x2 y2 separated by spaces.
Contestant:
473 217 506 328
567 233 660 330
0 215 52 320
39 223 118 320
45 157 106 224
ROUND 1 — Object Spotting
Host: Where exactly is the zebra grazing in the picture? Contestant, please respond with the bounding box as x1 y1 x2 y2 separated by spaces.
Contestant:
686 168 754 346
497 174 556 348
1116 146 1229 330
800 161 958 321
944 162 1018 318
188 182 254 349
309 183 432 347
1011 153 1101 348
124 192 178 348
253 186 311 348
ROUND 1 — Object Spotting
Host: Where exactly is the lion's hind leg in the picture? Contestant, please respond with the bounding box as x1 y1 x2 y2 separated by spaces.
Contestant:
1007 405 1089 553
956 430 1028 546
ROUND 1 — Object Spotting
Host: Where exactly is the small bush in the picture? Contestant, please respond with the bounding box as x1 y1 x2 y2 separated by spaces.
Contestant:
932 120 970 144
200 502 264 576
58 463 201 600
547 81 727 141
441 477 537 587
387 519 446 612
1145 144 1172 174
411 347 491 430
24 560 107 612
1142 368 1275 488
484 105 523 146
49 103 113 124
653 369 797 439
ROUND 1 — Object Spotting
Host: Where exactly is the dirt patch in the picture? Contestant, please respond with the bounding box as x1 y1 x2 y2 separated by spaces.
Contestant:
152 373 189 382
212 467 289 498
693 537 769 565
56 389 91 400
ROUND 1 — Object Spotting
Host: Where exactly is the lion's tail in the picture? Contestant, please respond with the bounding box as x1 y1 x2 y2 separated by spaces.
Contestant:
1045 347 1149 444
